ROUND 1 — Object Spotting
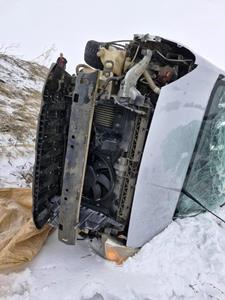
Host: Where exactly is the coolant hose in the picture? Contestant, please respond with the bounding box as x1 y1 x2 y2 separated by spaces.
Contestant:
143 70 160 94
119 50 152 98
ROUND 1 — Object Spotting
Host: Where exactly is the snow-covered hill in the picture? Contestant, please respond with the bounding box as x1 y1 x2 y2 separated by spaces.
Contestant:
0 53 48 187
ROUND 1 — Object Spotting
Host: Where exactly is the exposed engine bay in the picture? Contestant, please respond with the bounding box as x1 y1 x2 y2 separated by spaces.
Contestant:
33 34 196 248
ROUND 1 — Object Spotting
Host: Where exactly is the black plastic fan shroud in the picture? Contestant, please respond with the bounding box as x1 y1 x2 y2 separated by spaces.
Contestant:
83 154 114 202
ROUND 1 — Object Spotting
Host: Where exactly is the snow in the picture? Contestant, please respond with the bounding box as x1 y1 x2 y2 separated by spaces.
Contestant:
0 145 34 187
0 269 32 300
1 209 225 299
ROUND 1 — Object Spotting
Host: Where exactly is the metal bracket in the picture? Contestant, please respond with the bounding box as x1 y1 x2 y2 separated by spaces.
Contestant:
58 70 99 244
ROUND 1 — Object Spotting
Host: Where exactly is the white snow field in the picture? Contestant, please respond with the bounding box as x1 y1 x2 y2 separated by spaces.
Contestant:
1 208 225 300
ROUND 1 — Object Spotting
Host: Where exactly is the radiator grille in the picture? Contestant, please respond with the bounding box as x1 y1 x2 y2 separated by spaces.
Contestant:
94 104 121 128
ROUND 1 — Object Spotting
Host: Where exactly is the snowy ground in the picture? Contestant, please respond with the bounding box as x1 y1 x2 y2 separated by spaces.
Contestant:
1 207 225 300
0 145 34 187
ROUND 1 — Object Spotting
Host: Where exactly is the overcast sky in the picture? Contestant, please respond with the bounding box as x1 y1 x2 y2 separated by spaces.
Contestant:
0 0 225 73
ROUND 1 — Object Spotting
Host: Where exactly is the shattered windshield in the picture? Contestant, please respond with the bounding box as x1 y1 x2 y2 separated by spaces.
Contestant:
176 78 225 216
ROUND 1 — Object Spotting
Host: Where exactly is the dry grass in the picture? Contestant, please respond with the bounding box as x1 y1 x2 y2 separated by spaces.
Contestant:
0 54 48 143
0 91 42 142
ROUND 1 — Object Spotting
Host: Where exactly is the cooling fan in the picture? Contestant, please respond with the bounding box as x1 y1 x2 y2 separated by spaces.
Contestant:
83 154 114 202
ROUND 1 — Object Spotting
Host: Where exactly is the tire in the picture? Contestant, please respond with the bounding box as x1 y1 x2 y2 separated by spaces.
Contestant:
84 40 104 70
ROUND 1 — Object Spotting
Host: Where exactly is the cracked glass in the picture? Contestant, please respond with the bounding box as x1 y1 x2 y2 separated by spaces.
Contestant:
176 79 225 216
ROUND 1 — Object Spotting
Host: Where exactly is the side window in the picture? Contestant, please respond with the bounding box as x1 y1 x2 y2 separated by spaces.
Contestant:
176 77 225 216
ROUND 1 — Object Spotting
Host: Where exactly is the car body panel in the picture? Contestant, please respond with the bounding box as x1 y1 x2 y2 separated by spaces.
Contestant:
127 58 225 247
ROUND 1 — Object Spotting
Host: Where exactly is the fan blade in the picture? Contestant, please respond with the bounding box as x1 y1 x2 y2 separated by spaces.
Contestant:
93 160 106 171
88 166 97 182
92 183 102 201
97 173 111 191
83 166 97 194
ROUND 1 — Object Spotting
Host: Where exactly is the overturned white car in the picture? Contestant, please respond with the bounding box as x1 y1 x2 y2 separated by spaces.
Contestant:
32 34 225 262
